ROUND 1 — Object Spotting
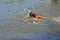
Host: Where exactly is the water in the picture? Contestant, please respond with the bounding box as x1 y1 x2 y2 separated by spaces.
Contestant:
0 0 60 40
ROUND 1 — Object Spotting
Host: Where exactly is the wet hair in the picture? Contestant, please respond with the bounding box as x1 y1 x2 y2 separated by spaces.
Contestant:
32 13 36 18
29 11 36 18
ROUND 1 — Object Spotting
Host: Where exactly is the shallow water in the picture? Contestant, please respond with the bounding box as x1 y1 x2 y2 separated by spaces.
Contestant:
0 0 60 40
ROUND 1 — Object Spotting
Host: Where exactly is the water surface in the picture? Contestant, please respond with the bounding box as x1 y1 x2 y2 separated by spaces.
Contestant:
0 0 60 40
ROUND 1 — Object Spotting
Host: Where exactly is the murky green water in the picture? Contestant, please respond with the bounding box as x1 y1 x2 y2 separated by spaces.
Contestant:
0 0 60 40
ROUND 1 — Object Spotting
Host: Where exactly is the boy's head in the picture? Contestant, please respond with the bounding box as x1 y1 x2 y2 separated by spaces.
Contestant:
29 11 37 18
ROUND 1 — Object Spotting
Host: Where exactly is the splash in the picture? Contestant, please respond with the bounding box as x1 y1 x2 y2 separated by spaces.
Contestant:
12 8 60 25
53 17 60 22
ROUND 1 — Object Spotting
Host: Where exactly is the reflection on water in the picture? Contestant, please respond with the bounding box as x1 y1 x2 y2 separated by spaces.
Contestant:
51 0 58 4
0 0 60 40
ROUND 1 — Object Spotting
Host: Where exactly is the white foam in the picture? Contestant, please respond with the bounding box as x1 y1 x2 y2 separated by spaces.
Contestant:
53 17 60 22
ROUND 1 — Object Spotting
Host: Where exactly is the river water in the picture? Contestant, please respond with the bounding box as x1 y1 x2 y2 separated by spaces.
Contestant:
0 0 60 40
